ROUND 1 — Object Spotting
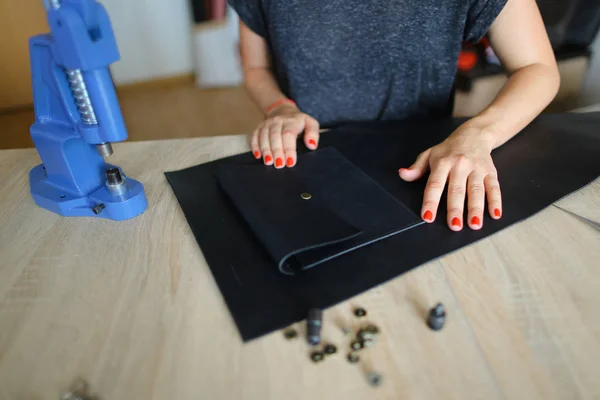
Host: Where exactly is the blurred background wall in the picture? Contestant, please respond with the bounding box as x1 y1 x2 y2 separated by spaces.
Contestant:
102 0 195 85
1 0 600 149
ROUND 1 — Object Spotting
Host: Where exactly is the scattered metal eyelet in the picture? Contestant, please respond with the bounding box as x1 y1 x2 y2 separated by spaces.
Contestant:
310 351 325 363
324 344 337 355
307 308 323 345
357 330 374 341
361 338 375 348
427 303 446 331
367 372 383 387
284 328 298 340
366 324 379 334
61 394 84 400
354 307 367 317
301 192 312 200
347 351 360 363
61 379 91 400
350 340 363 351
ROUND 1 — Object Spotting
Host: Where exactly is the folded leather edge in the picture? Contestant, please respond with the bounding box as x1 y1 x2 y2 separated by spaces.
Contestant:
280 221 426 275
278 230 364 275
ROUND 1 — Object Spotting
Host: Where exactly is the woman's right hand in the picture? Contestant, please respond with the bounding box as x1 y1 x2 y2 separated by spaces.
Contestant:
251 103 320 168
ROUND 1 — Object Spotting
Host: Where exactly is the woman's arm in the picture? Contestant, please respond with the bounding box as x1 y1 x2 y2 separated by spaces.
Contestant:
400 0 559 231
239 22 288 113
239 22 320 167
468 0 560 149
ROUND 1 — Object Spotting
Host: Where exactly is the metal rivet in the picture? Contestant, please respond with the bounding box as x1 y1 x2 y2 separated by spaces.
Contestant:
365 324 380 335
350 340 363 351
61 393 84 400
427 303 446 331
347 352 360 363
324 344 337 355
357 330 377 342
61 378 91 400
310 351 325 363
283 328 298 340
367 372 383 387
301 192 312 200
361 338 375 348
307 308 322 345
354 307 367 317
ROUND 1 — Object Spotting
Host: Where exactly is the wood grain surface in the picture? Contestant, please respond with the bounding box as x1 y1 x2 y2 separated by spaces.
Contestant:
0 134 598 400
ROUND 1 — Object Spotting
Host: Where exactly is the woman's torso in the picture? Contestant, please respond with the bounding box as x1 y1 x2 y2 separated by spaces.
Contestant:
258 0 495 127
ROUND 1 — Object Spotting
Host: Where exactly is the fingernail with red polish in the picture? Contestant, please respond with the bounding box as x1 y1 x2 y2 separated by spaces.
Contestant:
265 155 272 163
471 216 481 227
254 151 260 159
423 210 433 222
494 208 502 218
275 158 283 167
451 217 461 228
308 139 317 148
286 157 294 167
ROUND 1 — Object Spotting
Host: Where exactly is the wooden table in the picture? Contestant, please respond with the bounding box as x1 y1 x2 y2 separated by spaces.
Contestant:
0 133 599 400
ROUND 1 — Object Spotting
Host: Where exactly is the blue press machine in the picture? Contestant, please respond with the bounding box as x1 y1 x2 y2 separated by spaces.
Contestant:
28 0 147 221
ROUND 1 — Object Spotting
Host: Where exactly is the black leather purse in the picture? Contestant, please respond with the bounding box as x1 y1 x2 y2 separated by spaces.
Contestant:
216 147 422 274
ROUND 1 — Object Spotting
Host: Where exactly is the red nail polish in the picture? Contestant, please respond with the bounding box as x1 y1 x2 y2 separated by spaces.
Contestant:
423 210 433 222
451 217 461 228
308 139 316 147
471 216 481 226
494 208 501 218
254 151 260 159
286 157 294 167
265 155 272 163
275 158 283 167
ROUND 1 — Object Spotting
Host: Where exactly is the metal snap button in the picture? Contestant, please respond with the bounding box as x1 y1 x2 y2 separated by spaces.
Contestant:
310 351 325 363
301 192 312 200
324 344 337 355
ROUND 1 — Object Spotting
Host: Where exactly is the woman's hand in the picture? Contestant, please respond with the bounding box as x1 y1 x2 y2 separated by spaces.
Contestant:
251 104 320 168
399 122 503 231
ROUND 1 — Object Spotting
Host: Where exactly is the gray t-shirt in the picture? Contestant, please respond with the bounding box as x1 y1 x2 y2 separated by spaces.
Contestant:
229 0 507 127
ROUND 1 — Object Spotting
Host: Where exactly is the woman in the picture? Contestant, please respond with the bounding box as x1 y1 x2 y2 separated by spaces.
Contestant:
230 0 560 231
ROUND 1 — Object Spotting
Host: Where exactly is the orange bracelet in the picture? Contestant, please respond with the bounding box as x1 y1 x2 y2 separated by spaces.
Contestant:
266 99 296 116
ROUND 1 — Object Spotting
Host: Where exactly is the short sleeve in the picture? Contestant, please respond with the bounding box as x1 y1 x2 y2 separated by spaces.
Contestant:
228 0 267 38
464 0 508 43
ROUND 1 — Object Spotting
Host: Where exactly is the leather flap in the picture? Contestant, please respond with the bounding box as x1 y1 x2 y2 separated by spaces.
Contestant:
216 159 362 274
216 147 422 274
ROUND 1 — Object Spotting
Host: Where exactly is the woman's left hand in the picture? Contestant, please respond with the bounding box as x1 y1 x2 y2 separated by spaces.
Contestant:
398 121 503 231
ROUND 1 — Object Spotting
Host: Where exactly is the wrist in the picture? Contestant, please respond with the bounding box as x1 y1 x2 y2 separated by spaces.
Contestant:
463 115 501 151
265 99 297 116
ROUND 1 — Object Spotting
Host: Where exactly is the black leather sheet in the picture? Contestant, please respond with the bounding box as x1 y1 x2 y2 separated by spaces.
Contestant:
165 113 600 341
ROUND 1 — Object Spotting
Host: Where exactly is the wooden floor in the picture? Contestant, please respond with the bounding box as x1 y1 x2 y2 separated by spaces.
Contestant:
0 83 263 150
0 72 584 151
